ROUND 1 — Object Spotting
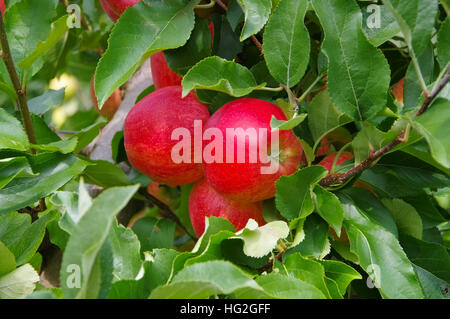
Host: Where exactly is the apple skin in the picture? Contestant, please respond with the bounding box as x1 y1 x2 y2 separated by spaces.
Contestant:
189 179 265 237
393 78 404 104
316 137 330 157
1 0 5 16
203 98 303 203
90 75 122 120
100 0 140 22
150 52 183 90
124 86 210 187
318 151 354 172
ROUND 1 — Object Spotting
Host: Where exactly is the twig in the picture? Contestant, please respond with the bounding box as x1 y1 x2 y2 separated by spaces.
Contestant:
0 13 37 151
215 0 228 11
416 67 449 116
251 35 263 54
138 188 196 241
257 251 285 274
319 67 450 187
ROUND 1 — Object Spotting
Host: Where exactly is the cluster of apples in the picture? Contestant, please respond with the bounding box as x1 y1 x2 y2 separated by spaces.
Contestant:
97 0 361 237
124 57 307 236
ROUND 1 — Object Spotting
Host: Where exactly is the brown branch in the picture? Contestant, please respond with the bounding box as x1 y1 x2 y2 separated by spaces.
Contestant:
138 188 197 241
257 250 285 274
251 35 263 54
1 15 47 212
0 13 37 151
215 0 228 11
416 67 450 116
319 67 450 187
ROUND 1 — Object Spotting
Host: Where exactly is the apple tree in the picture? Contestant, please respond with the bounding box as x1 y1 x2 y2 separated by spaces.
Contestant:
0 0 449 299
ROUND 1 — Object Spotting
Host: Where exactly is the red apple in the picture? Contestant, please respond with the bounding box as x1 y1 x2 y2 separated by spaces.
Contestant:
318 152 354 172
150 52 183 90
316 137 330 157
1 0 5 17
393 78 404 104
189 179 265 237
90 75 122 120
202 98 303 203
100 0 140 22
124 86 210 187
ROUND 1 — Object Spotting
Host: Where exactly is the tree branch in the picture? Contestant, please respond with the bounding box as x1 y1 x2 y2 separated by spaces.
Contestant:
0 13 37 151
0 12 47 211
138 188 197 241
319 67 450 187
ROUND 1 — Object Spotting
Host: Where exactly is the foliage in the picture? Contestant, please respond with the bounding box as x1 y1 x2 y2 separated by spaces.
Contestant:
0 0 448 300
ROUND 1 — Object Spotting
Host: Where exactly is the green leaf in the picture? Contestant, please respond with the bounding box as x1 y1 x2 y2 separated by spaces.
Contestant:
165 18 212 76
174 184 196 238
28 89 65 115
382 198 423 239
352 122 399 165
181 56 265 98
0 241 16 277
108 249 179 299
4 0 58 78
211 14 243 60
413 98 450 169
248 273 326 299
108 220 142 281
60 185 139 298
0 153 88 215
313 185 344 236
312 0 391 121
0 108 29 151
270 114 307 130
275 166 328 220
307 90 352 148
0 264 39 299
70 121 107 153
0 209 57 266
237 0 271 41
263 0 310 88
234 219 289 258
284 214 330 260
193 217 236 254
0 157 35 190
95 0 200 108
343 188 398 237
82 160 132 188
437 18 450 69
18 15 69 71
382 0 439 56
150 261 261 299
400 235 450 284
403 44 434 110
132 217 176 253
319 260 362 296
340 194 424 298
362 4 401 47
31 138 79 154
284 253 332 298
